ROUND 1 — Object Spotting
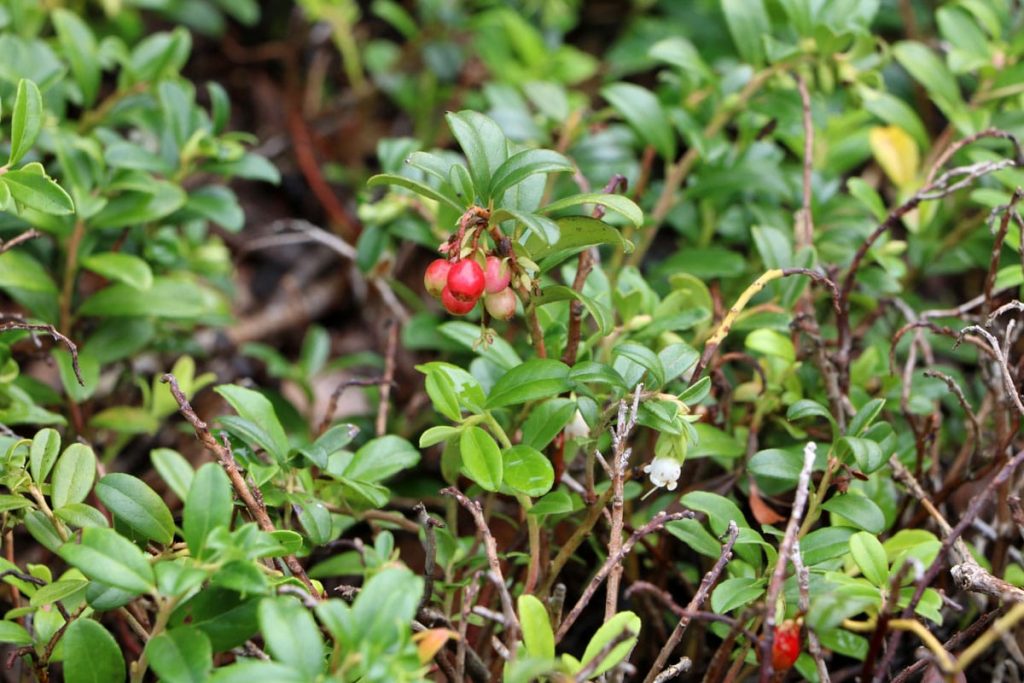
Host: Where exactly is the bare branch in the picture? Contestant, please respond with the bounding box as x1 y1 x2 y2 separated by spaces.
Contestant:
0 321 84 386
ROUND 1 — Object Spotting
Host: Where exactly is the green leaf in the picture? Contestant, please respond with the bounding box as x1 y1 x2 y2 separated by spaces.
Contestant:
823 495 885 534
667 518 722 558
185 186 245 232
63 619 125 683
208 662 306 683
151 448 194 502
439 321 522 371
837 436 884 473
849 532 889 587
145 627 213 683
892 42 970 129
489 149 573 201
518 594 555 660
460 427 503 492
527 216 633 264
801 527 856 565
679 491 750 534
29 427 60 484
259 597 325 679
533 285 613 335
540 193 643 227
51 444 96 509
521 398 576 450
2 168 75 215
419 425 461 448
847 398 886 436
54 503 109 529
214 385 290 463
342 435 419 483
711 577 766 613
58 527 155 595
424 365 462 421
579 611 640 678
95 473 175 545
81 253 153 290
722 0 770 65
366 173 463 213
0 250 58 293
613 342 666 388
486 359 571 409
502 445 554 497
601 83 675 159
183 463 233 559
0 620 32 646
749 448 805 489
8 79 43 166
445 110 508 202
52 10 101 106
30 579 88 607
78 277 221 319
491 207 560 244
528 490 574 517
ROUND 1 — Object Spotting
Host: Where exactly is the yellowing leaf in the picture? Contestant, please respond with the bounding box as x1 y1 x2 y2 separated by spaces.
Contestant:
413 628 458 664
869 125 919 189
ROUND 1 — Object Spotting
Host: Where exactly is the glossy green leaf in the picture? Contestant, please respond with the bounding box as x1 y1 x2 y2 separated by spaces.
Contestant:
0 620 32 646
521 398 577 450
29 427 60 484
259 597 326 679
3 168 75 215
214 385 290 463
445 110 507 201
823 495 885 534
502 445 554 497
151 448 194 502
95 473 175 545
145 627 213 683
540 193 643 227
63 619 125 683
489 149 572 200
367 173 463 212
58 528 155 595
579 611 640 678
460 426 503 491
183 463 233 558
711 577 766 613
486 359 571 408
81 253 153 291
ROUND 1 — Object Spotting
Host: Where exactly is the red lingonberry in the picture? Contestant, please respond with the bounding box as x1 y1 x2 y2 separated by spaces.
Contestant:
424 259 451 299
483 256 511 294
484 287 516 320
441 287 477 315
446 259 485 302
771 619 802 671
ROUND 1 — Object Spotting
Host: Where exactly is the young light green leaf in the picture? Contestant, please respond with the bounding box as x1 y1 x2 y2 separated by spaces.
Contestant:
579 611 641 678
51 444 96 510
849 531 889 588
2 169 75 215
502 445 554 497
445 110 508 202
460 426 503 492
151 448 194 501
52 10 101 106
722 0 770 65
214 385 290 463
0 620 32 646
29 428 60 484
95 473 175 545
8 79 43 166
518 594 555 660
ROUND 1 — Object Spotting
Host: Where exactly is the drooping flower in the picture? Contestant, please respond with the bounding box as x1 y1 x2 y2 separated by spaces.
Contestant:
643 457 682 491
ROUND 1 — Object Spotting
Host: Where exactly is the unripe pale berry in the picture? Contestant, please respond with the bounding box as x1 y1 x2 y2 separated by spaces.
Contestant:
447 259 485 302
771 619 801 671
442 287 476 315
483 256 511 294
424 259 451 299
484 287 516 320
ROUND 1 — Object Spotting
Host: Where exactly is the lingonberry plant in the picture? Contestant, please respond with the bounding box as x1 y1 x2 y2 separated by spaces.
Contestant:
3 1 1024 682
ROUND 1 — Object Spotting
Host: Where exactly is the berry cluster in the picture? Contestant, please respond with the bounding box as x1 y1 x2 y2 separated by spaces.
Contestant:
425 255 516 319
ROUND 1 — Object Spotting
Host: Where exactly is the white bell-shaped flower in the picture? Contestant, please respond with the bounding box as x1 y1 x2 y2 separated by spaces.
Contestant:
643 457 682 491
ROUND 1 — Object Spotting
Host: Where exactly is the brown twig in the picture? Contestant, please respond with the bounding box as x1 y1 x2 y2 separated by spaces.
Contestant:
759 441 817 683
160 373 319 596
0 321 83 386
644 521 739 683
956 324 1024 417
376 321 399 437
555 510 694 642
441 487 520 646
0 228 41 254
983 190 1024 315
605 386 642 622
318 378 393 435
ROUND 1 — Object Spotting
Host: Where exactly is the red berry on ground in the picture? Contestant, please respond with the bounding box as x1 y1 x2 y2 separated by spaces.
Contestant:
484 287 516 320
424 259 451 299
447 259 485 302
441 287 477 315
483 256 511 294
771 619 801 671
